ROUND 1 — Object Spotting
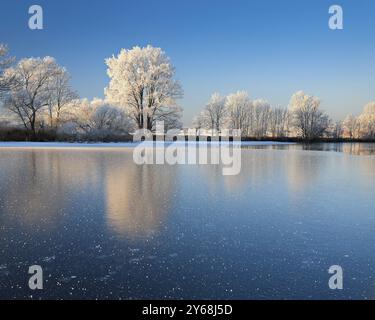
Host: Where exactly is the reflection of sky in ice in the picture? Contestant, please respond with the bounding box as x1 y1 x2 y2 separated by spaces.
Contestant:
0 145 374 299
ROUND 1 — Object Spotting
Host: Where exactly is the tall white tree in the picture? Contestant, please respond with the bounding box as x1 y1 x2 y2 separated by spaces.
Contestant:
225 91 250 133
105 45 183 131
289 91 330 139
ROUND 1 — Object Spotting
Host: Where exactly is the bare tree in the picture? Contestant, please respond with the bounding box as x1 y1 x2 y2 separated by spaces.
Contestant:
2 57 61 136
46 68 78 128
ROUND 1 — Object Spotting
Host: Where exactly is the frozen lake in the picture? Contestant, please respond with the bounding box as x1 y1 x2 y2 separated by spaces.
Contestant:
0 143 374 299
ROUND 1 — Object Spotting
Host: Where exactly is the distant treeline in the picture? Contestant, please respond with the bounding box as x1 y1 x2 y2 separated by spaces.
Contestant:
193 91 375 142
1 127 375 143
1 43 375 143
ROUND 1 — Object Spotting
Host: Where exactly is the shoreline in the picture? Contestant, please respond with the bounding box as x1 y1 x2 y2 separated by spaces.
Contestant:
0 141 296 149
0 140 374 149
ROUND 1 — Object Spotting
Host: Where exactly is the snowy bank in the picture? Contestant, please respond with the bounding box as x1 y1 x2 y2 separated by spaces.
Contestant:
0 141 296 149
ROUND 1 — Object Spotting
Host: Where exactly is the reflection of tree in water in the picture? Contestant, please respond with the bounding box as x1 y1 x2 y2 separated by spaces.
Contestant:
341 143 375 156
0 149 102 229
196 150 287 194
104 155 177 238
0 149 177 237
357 156 375 183
300 143 375 156
285 151 324 193
219 149 326 196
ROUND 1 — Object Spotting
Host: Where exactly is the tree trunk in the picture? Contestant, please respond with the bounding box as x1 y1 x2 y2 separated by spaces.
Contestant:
30 112 37 140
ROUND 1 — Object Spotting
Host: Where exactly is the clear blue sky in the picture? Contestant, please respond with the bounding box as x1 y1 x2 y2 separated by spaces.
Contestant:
1 0 374 124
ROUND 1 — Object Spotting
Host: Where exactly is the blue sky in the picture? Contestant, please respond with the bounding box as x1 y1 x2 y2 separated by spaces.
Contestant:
1 0 374 124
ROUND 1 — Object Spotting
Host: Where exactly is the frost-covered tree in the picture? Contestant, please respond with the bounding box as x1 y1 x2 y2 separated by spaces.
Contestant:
251 99 271 138
225 91 251 133
342 104 375 140
289 91 330 139
358 102 375 139
204 93 226 131
193 92 291 138
105 45 183 130
363 102 375 115
193 93 226 132
343 114 359 139
327 121 343 139
192 111 208 130
269 107 290 138
61 98 133 137
45 67 78 128
0 44 14 97
2 57 62 136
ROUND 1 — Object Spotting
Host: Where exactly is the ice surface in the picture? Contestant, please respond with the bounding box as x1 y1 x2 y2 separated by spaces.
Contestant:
0 145 374 299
